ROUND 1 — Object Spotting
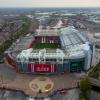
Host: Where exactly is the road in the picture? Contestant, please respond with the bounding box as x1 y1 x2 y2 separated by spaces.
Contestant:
0 89 27 100
0 63 16 83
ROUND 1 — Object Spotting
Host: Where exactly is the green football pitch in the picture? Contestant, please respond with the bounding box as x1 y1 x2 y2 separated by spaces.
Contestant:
35 43 60 49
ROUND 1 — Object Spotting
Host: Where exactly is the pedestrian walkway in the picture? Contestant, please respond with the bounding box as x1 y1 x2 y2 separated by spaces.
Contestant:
0 63 80 97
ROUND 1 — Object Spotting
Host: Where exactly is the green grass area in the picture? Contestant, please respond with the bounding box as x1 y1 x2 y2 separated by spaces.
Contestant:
35 43 60 49
95 45 100 49
89 62 100 79
79 78 91 100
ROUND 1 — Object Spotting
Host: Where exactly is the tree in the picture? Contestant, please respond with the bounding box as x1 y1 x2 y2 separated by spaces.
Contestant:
79 94 86 100
89 62 100 78
0 16 38 62
80 78 91 100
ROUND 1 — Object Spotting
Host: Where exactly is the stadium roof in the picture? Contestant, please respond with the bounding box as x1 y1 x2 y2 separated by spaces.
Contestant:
60 26 87 49
35 29 59 36
17 26 90 61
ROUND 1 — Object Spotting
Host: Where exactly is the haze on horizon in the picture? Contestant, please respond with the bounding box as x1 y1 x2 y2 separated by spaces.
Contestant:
0 0 100 8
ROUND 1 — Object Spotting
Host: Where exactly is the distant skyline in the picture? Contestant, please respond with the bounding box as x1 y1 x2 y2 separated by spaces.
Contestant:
0 0 100 7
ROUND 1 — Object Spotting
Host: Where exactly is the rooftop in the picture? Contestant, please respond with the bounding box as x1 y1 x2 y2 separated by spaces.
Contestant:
17 43 89 62
17 26 90 60
35 29 59 36
60 26 87 49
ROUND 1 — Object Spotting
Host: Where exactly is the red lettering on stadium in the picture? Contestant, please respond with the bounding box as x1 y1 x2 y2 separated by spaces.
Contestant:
34 64 51 73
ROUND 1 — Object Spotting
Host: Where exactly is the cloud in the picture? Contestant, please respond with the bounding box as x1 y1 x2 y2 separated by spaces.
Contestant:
0 0 100 7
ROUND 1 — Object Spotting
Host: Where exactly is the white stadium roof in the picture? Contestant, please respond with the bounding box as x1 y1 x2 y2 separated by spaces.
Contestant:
17 26 90 61
60 26 87 49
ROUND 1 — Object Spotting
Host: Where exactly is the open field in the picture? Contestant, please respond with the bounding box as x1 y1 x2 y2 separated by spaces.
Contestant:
35 43 60 49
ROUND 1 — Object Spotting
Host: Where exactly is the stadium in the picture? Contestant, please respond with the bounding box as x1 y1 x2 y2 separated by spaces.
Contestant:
4 26 95 74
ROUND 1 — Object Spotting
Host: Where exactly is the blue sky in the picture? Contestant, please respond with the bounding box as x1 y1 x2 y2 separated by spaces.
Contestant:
0 0 100 7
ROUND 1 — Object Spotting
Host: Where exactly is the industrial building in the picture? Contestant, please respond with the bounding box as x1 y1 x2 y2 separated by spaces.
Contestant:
4 26 95 74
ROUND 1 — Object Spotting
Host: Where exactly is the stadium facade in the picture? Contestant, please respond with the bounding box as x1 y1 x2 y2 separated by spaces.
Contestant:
4 26 95 74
